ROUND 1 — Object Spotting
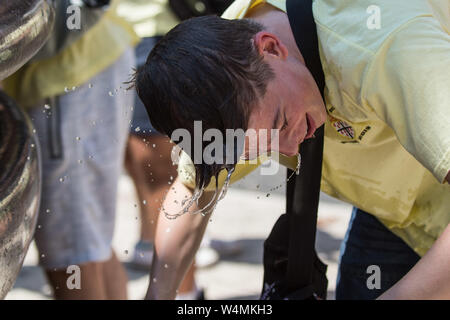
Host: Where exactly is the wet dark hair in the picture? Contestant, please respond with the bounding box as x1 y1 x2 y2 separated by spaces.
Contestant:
134 15 275 190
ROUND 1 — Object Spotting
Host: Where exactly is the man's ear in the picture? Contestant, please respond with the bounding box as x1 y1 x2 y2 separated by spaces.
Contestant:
253 31 288 60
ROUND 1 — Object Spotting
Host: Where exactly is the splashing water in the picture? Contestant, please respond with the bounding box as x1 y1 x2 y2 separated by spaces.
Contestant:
287 153 301 181
162 153 300 220
257 153 301 195
162 167 235 220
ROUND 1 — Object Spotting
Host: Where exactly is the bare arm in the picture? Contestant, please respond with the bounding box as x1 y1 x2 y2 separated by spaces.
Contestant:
378 222 450 299
145 176 215 300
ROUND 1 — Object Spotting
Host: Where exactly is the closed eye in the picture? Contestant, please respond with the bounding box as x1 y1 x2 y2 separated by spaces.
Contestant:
280 113 288 131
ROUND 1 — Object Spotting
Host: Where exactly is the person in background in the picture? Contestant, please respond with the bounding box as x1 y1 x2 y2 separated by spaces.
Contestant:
118 0 206 300
3 0 139 299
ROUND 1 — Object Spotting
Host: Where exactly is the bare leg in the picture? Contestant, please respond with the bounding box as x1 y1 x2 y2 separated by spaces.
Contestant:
45 251 127 300
125 134 198 297
125 134 178 241
178 263 197 294
102 251 128 300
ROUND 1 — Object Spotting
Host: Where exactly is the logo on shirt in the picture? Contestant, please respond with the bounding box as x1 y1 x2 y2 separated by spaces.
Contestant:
330 116 355 139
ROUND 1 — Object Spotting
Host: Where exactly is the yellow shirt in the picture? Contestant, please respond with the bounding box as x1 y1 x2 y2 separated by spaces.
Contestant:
117 0 179 38
3 0 140 108
177 0 450 256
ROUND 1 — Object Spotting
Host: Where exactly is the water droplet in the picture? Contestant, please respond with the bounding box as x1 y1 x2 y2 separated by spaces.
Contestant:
46 209 51 213
30 143 35 148
135 127 141 132
26 156 31 161
88 83 93 88
152 277 157 283
64 87 70 92
32 129 36 133
108 91 114 97
152 144 156 148
142 200 147 205
72 86 76 91
170 176 174 181
59 177 64 182
75 136 81 141
44 104 51 110
164 264 169 269
41 254 45 258
37 225 42 229
91 120 96 126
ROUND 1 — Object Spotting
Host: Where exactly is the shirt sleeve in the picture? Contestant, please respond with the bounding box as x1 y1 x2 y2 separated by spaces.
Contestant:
362 17 450 183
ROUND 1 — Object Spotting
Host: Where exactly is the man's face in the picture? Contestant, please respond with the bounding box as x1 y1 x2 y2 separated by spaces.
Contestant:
243 48 327 159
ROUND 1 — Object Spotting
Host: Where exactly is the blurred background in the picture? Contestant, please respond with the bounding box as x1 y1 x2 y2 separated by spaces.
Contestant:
6 164 352 300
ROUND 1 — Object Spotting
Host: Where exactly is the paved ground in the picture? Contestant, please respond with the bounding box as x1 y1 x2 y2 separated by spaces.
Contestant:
6 163 352 300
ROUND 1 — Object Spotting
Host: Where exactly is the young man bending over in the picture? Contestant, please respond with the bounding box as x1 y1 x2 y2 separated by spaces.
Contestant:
134 0 450 299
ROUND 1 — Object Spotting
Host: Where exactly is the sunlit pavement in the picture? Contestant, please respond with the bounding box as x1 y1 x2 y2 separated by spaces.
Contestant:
6 165 352 300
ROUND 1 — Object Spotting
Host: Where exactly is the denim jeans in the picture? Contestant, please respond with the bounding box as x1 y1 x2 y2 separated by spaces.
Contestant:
336 208 421 300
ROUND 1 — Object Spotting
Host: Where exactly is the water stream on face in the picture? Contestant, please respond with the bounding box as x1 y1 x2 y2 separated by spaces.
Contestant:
162 153 301 220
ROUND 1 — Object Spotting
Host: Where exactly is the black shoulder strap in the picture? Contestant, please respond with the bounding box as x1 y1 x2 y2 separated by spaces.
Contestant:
285 0 325 292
